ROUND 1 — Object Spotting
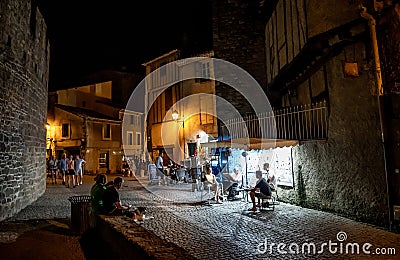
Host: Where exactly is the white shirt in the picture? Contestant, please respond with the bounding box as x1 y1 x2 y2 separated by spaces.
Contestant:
156 156 163 169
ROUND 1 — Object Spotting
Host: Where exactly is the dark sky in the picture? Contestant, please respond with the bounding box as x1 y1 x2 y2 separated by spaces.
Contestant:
37 0 212 90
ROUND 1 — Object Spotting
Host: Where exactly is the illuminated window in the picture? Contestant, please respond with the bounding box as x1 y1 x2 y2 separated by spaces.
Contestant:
99 152 108 168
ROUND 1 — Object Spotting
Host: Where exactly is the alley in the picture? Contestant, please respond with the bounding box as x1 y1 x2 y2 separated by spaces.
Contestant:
1 174 399 259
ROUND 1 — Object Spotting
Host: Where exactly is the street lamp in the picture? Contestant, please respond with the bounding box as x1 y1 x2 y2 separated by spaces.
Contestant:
172 110 185 159
242 151 248 187
172 110 179 121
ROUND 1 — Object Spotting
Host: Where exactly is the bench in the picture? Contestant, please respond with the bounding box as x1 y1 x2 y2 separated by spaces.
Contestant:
94 214 195 259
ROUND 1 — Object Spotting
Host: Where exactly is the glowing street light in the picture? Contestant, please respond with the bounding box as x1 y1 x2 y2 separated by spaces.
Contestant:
172 110 179 121
171 110 185 159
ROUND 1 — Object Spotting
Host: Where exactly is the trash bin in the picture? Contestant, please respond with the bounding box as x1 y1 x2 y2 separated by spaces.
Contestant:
68 195 92 234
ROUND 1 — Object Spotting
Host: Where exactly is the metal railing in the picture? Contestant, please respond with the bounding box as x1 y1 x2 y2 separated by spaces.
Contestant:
220 101 328 141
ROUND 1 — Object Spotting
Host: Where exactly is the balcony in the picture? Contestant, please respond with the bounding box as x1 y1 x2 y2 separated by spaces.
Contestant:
219 101 328 148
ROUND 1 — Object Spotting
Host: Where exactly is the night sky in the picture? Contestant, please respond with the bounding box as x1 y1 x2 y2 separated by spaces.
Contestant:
37 0 212 90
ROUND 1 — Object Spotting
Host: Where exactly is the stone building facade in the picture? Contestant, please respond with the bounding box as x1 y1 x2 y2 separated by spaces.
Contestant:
0 1 49 220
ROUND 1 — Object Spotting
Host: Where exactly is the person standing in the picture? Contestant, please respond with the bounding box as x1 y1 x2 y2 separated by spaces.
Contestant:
66 154 75 188
74 154 86 186
49 156 58 184
59 153 67 185
263 163 276 190
156 151 165 185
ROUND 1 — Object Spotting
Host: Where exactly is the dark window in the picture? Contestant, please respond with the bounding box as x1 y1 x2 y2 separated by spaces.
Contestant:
136 133 141 145
165 87 173 112
128 132 133 145
103 124 111 139
62 123 69 138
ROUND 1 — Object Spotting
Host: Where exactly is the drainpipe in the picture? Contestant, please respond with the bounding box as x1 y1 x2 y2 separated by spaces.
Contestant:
360 7 383 96
360 6 392 229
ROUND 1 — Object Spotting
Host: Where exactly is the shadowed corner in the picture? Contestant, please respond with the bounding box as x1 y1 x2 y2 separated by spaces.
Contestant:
79 226 118 260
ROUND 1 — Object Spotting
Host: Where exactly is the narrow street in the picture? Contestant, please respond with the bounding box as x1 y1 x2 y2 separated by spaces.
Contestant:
1 174 399 259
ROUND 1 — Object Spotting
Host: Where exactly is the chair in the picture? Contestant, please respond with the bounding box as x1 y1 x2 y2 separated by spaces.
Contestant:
200 181 213 205
199 174 224 205
270 188 279 205
177 168 186 185
256 192 275 211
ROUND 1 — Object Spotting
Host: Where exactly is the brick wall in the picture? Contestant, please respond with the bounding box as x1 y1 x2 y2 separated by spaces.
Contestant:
0 0 49 220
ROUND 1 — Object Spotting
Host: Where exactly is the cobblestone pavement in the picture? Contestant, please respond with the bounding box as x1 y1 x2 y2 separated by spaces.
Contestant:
4 174 400 260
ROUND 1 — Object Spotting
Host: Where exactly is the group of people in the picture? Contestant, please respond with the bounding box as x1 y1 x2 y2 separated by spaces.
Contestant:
47 153 86 188
90 175 144 220
202 161 277 209
152 151 277 210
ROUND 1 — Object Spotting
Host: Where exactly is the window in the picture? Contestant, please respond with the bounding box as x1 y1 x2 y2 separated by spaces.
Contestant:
130 115 134 125
103 123 111 140
99 152 108 168
61 123 70 138
136 132 141 146
165 87 173 112
127 132 133 145
160 62 166 77
196 61 211 83
201 62 210 78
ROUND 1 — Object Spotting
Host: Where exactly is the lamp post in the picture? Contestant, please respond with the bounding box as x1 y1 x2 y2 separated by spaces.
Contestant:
242 151 248 187
172 110 185 160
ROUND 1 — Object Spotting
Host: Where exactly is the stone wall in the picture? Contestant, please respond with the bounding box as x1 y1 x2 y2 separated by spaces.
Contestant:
0 0 49 221
274 33 388 226
211 0 267 117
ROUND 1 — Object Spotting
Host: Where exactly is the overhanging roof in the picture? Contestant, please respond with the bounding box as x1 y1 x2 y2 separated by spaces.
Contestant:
200 138 298 150
55 104 121 123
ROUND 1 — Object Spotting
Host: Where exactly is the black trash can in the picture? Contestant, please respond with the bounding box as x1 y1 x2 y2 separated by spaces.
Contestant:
68 195 92 234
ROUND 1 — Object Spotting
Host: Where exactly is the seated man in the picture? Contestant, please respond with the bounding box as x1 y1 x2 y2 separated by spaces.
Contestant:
102 177 136 218
222 167 242 200
248 171 271 211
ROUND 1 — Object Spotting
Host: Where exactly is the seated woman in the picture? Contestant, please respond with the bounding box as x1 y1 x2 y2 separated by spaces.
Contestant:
204 167 222 203
248 171 271 211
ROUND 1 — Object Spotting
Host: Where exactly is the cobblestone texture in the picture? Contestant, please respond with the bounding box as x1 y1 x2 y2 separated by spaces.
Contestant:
6 175 400 259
